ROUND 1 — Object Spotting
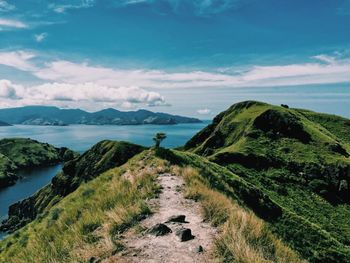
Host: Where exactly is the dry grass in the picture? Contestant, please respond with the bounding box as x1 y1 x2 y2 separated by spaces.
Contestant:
0 155 163 263
179 166 307 263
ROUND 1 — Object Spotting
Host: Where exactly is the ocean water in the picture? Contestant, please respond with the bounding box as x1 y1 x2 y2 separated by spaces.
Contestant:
0 165 63 239
0 123 209 153
0 123 208 239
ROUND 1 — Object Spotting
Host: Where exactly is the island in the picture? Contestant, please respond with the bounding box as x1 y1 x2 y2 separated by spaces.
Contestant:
0 106 201 126
0 138 78 189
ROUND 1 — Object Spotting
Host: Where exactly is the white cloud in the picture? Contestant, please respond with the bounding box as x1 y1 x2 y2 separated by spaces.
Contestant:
197 108 211 115
29 55 350 89
0 79 21 99
0 80 167 110
1 51 350 92
114 0 242 15
0 18 27 29
34 33 48 43
312 54 337 64
49 0 95 13
122 0 149 5
0 1 15 12
0 51 37 71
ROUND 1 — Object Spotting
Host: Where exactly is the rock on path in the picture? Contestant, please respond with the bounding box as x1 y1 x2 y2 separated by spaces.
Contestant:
115 173 217 263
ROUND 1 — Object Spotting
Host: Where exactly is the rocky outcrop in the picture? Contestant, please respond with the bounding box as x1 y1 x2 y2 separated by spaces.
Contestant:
165 215 187 223
175 228 194 242
147 224 172 236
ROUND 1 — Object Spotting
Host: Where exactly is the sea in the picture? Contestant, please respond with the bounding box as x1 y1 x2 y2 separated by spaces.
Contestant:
0 122 209 239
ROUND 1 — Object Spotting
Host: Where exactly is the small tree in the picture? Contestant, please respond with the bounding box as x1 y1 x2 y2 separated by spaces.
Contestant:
153 132 167 148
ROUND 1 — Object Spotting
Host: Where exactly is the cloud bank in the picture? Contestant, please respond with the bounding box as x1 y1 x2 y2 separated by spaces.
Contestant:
2 51 349 89
1 50 350 110
49 0 96 13
197 108 211 115
0 18 27 29
112 0 245 15
0 51 36 71
0 80 167 110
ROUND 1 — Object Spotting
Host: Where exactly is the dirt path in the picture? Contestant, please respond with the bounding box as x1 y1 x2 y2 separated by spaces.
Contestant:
117 172 217 263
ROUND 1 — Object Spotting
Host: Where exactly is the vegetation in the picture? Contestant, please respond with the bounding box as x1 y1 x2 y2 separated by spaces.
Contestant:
0 138 77 188
0 147 303 263
1 140 145 233
184 101 350 262
0 151 163 262
1 101 350 263
179 166 305 263
153 132 167 148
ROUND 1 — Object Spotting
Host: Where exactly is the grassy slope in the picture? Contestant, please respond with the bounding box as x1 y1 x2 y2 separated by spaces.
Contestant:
184 101 350 262
0 154 17 187
295 109 350 150
0 148 305 263
0 151 162 263
0 138 64 188
179 166 305 263
0 138 61 168
1 140 146 233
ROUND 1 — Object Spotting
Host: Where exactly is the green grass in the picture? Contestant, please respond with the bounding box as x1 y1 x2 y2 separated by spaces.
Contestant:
2 101 350 262
0 138 60 168
0 138 64 188
2 140 146 232
182 101 350 262
296 109 350 146
0 150 163 263
0 154 16 177
178 166 305 263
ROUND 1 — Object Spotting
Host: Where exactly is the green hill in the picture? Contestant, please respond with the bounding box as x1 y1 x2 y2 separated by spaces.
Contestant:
0 148 305 263
1 101 350 262
184 101 350 262
0 138 78 189
0 140 146 233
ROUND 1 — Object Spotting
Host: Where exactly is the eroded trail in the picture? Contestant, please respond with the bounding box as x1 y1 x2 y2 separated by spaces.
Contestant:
118 172 217 263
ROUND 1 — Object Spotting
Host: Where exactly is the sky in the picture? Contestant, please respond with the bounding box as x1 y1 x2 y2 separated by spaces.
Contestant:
0 0 350 118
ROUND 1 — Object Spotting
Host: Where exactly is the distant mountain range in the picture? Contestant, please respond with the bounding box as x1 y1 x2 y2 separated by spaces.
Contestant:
0 106 201 126
0 121 11 126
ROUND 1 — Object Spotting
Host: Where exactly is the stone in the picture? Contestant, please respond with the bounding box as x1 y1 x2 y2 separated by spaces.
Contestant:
175 228 194 242
165 215 187 223
89 257 101 263
147 223 172 236
196 245 204 253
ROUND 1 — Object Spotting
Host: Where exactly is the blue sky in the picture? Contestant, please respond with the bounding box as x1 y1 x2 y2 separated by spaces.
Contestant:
0 0 350 117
